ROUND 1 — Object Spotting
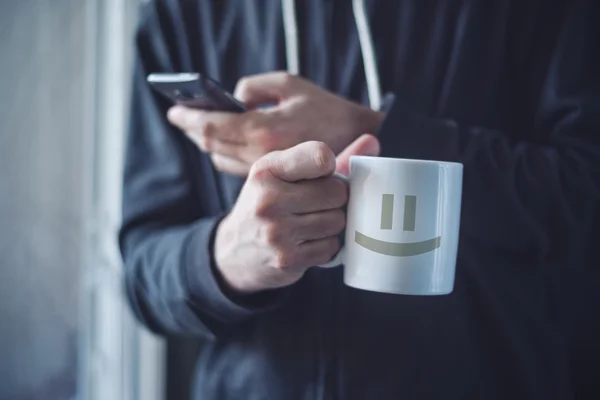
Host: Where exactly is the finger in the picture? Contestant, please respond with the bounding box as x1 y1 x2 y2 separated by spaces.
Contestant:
203 132 279 166
167 106 242 142
281 177 347 214
259 141 336 183
335 133 381 176
182 124 240 155
200 134 246 160
294 236 341 268
167 105 212 131
210 153 250 176
167 105 261 145
234 71 299 108
291 209 345 242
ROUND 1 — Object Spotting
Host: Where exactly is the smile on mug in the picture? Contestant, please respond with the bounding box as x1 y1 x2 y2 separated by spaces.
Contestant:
354 194 441 257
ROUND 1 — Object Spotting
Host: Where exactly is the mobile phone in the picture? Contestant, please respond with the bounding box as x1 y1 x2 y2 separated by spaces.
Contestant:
147 72 246 113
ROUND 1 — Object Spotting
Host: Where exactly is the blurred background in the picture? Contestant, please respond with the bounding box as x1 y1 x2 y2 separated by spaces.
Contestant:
0 1 177 399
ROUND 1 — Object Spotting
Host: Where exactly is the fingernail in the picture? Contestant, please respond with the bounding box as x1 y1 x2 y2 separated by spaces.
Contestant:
367 135 381 156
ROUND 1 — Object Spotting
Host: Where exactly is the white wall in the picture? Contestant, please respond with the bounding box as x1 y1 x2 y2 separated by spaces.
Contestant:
0 1 164 399
0 1 86 398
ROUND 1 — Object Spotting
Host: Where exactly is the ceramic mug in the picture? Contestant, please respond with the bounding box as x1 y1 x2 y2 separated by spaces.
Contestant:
319 156 463 295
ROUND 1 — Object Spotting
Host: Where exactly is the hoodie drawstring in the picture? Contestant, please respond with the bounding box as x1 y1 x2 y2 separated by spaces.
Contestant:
281 0 300 76
281 0 382 110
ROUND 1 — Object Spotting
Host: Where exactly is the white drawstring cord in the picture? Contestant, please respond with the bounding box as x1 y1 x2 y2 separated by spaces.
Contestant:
281 0 300 75
281 0 381 110
352 0 381 110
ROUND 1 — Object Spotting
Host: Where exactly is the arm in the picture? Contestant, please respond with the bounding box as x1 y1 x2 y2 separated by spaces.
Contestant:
118 4 289 337
377 4 600 263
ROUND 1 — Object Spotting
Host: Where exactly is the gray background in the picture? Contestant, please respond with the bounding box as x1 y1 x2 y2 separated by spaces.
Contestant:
0 1 85 398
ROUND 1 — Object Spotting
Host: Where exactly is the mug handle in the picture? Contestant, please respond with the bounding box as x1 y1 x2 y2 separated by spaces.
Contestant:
317 172 349 268
317 246 346 268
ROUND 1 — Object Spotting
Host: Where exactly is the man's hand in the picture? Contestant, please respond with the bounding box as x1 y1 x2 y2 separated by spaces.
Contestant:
167 71 384 176
214 134 380 294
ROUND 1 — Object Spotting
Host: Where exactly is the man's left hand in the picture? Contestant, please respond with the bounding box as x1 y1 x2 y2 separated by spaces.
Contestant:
167 71 384 176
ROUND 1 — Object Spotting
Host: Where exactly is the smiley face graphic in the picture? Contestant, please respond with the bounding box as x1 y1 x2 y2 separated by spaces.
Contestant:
354 194 441 256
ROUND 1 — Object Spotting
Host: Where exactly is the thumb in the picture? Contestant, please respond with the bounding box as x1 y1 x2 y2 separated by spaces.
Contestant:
234 71 297 109
335 134 381 176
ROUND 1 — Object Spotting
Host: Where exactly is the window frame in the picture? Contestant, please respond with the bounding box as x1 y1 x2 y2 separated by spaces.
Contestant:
79 1 166 399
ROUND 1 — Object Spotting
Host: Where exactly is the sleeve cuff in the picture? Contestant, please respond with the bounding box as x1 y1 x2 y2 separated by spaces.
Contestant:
377 98 461 163
183 215 292 325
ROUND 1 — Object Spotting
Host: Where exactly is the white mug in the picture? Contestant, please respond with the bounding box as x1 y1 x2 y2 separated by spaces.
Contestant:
319 156 463 295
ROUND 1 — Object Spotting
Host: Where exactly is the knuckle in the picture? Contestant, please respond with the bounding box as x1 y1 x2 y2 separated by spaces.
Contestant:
252 151 284 179
187 121 211 147
244 115 281 152
189 111 207 129
254 188 279 217
253 127 278 153
274 246 295 270
265 222 284 245
200 119 214 137
329 179 349 207
251 167 271 183
249 158 272 181
311 142 335 173
330 209 346 232
276 71 293 85
235 77 250 97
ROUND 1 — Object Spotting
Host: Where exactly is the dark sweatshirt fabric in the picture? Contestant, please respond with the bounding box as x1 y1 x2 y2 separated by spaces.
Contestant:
119 1 600 399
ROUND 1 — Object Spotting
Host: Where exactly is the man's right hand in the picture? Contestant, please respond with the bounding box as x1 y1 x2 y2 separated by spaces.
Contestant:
214 134 380 294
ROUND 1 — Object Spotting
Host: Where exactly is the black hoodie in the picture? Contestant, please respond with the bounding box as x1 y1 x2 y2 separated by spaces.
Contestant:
120 1 600 399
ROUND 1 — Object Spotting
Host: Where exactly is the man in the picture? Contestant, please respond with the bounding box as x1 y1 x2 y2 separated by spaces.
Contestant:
120 0 600 399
